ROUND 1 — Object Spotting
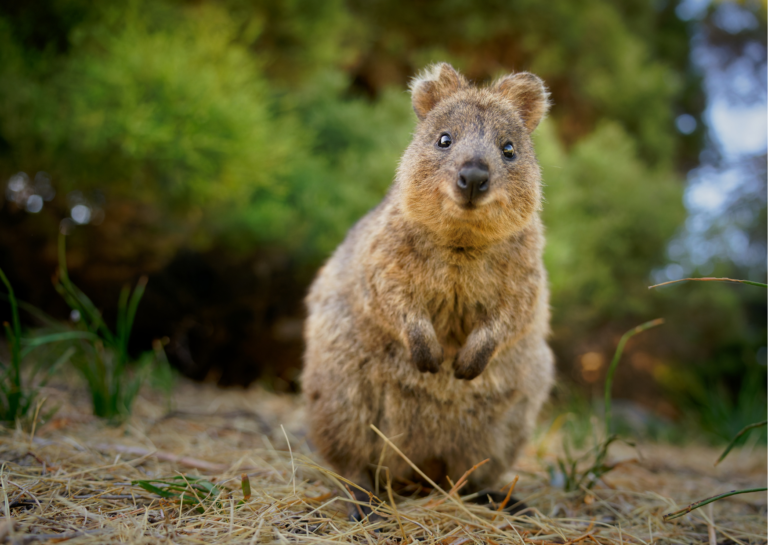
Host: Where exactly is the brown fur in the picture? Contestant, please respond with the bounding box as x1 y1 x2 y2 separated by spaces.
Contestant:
301 63 554 501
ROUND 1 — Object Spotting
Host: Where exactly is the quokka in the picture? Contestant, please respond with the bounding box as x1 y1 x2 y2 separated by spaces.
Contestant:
302 63 554 517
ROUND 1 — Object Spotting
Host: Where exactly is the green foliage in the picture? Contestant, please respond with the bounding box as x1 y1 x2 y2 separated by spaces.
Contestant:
52 234 149 420
227 0 357 81
0 1 415 258
0 3 294 209
0 268 61 423
551 434 623 493
604 319 665 436
0 266 24 422
549 320 659 492
656 354 767 443
716 420 767 466
132 476 223 514
146 339 177 412
537 122 685 325
346 0 694 165
652 279 767 443
221 79 414 255
2 233 174 423
0 0 694 261
661 274 768 520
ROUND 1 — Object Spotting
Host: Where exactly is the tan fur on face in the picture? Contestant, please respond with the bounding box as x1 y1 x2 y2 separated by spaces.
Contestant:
301 64 554 502
399 92 542 246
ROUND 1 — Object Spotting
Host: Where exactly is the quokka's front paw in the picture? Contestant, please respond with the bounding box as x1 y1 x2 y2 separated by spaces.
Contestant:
407 323 444 373
453 333 496 380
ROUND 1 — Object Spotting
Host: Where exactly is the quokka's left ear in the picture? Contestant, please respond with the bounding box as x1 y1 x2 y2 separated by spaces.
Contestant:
493 72 551 133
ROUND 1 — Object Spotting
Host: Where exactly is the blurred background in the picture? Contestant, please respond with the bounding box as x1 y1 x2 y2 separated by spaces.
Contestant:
0 0 765 442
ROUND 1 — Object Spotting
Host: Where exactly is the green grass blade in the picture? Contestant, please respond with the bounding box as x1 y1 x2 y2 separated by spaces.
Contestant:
0 294 62 328
0 268 24 346
605 318 664 436
168 475 220 495
15 346 74 421
715 420 767 466
118 351 152 416
38 347 76 387
57 234 115 344
132 481 181 499
52 282 89 327
66 282 114 343
20 331 102 357
241 473 251 501
663 488 768 521
649 277 768 289
132 478 220 511
0 268 22 397
121 276 148 358
55 235 93 326
28 345 75 386
1 322 21 419
0 366 11 392
190 479 220 495
116 284 130 358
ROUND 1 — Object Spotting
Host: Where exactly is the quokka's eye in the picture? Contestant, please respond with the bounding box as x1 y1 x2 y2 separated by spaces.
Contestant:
502 142 515 158
437 133 452 148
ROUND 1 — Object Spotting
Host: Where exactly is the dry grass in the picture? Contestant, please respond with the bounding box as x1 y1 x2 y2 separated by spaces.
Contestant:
0 378 765 544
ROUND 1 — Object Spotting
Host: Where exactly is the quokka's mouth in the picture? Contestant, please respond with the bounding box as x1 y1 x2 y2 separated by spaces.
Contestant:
441 186 492 214
452 196 490 211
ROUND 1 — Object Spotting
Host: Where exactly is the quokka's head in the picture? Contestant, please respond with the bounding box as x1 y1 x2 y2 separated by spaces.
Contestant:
397 63 550 245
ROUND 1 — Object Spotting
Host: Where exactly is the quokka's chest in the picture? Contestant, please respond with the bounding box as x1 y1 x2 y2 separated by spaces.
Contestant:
421 264 502 348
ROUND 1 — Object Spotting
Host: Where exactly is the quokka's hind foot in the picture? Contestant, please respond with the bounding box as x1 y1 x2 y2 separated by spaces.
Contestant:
347 487 385 524
468 489 528 515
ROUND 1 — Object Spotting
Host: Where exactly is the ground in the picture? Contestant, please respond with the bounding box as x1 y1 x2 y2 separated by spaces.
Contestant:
0 378 765 544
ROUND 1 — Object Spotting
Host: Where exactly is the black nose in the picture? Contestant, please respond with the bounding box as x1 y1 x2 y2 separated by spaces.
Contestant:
457 165 490 202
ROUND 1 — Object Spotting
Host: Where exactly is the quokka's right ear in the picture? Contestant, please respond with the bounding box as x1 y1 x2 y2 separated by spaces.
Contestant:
409 63 466 121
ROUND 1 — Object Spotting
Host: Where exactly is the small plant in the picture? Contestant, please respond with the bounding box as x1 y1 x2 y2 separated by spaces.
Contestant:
550 432 620 492
133 476 224 513
651 276 768 522
147 338 177 412
240 473 251 505
662 419 768 521
3 233 160 422
715 419 767 466
0 267 73 424
0 266 26 423
549 318 664 492
52 234 149 420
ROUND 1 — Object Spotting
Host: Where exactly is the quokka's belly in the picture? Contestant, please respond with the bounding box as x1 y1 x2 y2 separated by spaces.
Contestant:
376 375 519 483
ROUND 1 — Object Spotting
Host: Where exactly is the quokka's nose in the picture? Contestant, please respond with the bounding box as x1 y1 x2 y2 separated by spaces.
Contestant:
457 165 490 202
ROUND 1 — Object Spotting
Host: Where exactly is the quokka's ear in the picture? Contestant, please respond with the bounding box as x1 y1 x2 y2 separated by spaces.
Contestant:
493 72 551 132
409 63 466 121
